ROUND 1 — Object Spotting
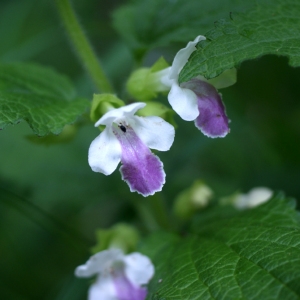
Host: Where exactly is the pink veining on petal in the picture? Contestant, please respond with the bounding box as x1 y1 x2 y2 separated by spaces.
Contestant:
113 271 147 300
181 79 229 138
113 126 166 197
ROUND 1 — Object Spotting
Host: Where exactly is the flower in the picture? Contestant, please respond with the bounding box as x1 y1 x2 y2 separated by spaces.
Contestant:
233 187 273 210
160 36 236 138
75 249 155 300
88 102 175 197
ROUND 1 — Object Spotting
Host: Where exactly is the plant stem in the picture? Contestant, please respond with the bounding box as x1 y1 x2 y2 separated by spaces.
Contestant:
131 194 172 232
132 199 161 232
148 194 172 231
54 0 113 93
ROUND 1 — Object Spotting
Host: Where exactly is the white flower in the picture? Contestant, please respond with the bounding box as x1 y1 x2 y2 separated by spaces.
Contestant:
88 102 175 197
75 249 155 300
233 187 273 210
160 36 236 138
159 36 204 121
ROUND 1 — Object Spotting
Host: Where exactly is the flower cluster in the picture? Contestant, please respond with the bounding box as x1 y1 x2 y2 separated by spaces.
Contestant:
81 35 238 299
88 36 236 197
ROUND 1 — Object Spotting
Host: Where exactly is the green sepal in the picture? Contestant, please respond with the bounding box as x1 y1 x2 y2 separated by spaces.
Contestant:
90 94 125 123
126 57 169 102
150 56 169 72
173 180 213 220
127 68 155 101
91 223 140 254
137 101 177 127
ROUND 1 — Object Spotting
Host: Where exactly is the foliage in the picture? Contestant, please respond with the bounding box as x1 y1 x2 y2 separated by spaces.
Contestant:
0 0 300 299
112 0 253 55
179 0 300 82
0 63 89 135
142 194 300 299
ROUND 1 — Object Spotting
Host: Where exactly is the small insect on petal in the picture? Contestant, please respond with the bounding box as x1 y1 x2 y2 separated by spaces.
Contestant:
119 124 127 132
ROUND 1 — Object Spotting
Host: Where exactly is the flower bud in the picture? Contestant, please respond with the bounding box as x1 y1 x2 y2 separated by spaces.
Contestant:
90 94 125 123
127 57 170 101
91 223 139 254
173 180 213 220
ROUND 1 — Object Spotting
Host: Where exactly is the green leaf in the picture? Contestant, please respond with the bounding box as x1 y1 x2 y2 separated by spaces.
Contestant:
0 63 90 136
112 0 252 55
179 0 300 83
141 194 300 299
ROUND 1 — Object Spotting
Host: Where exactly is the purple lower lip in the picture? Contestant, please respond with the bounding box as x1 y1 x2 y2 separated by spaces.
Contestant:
114 126 165 196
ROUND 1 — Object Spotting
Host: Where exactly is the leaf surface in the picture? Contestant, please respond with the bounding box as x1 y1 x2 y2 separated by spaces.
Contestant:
0 63 89 135
179 0 300 82
141 194 300 299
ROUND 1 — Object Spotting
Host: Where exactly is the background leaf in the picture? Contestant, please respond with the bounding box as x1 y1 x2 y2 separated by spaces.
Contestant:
142 194 300 299
0 63 90 135
112 0 252 57
179 0 300 82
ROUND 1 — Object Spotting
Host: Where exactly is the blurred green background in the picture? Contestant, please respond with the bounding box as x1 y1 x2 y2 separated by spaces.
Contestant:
0 0 299 299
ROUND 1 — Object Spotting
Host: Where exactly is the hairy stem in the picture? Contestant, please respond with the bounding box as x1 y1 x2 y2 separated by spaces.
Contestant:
55 0 113 93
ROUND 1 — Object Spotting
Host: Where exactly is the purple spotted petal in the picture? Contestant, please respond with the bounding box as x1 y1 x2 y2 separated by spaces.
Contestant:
113 126 165 197
113 272 147 300
181 79 229 138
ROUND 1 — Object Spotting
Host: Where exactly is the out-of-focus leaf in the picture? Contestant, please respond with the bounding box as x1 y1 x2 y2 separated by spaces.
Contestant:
179 0 300 82
112 0 252 55
0 0 60 62
141 194 300 299
0 186 90 250
0 1 34 54
0 63 90 135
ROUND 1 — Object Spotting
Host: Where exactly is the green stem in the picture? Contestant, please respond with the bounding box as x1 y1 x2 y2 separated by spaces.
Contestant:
131 194 172 232
132 199 161 232
148 194 173 231
55 0 113 93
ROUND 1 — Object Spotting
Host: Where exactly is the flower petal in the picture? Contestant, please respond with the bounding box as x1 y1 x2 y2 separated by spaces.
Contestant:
75 249 124 278
88 127 122 175
95 102 146 127
89 277 117 300
159 67 173 88
113 271 147 300
195 95 229 138
168 81 199 121
182 79 229 137
123 252 155 286
131 115 175 151
169 35 206 80
114 126 165 197
234 187 273 210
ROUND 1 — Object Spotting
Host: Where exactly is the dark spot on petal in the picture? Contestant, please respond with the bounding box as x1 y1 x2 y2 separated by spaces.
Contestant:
119 125 126 132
